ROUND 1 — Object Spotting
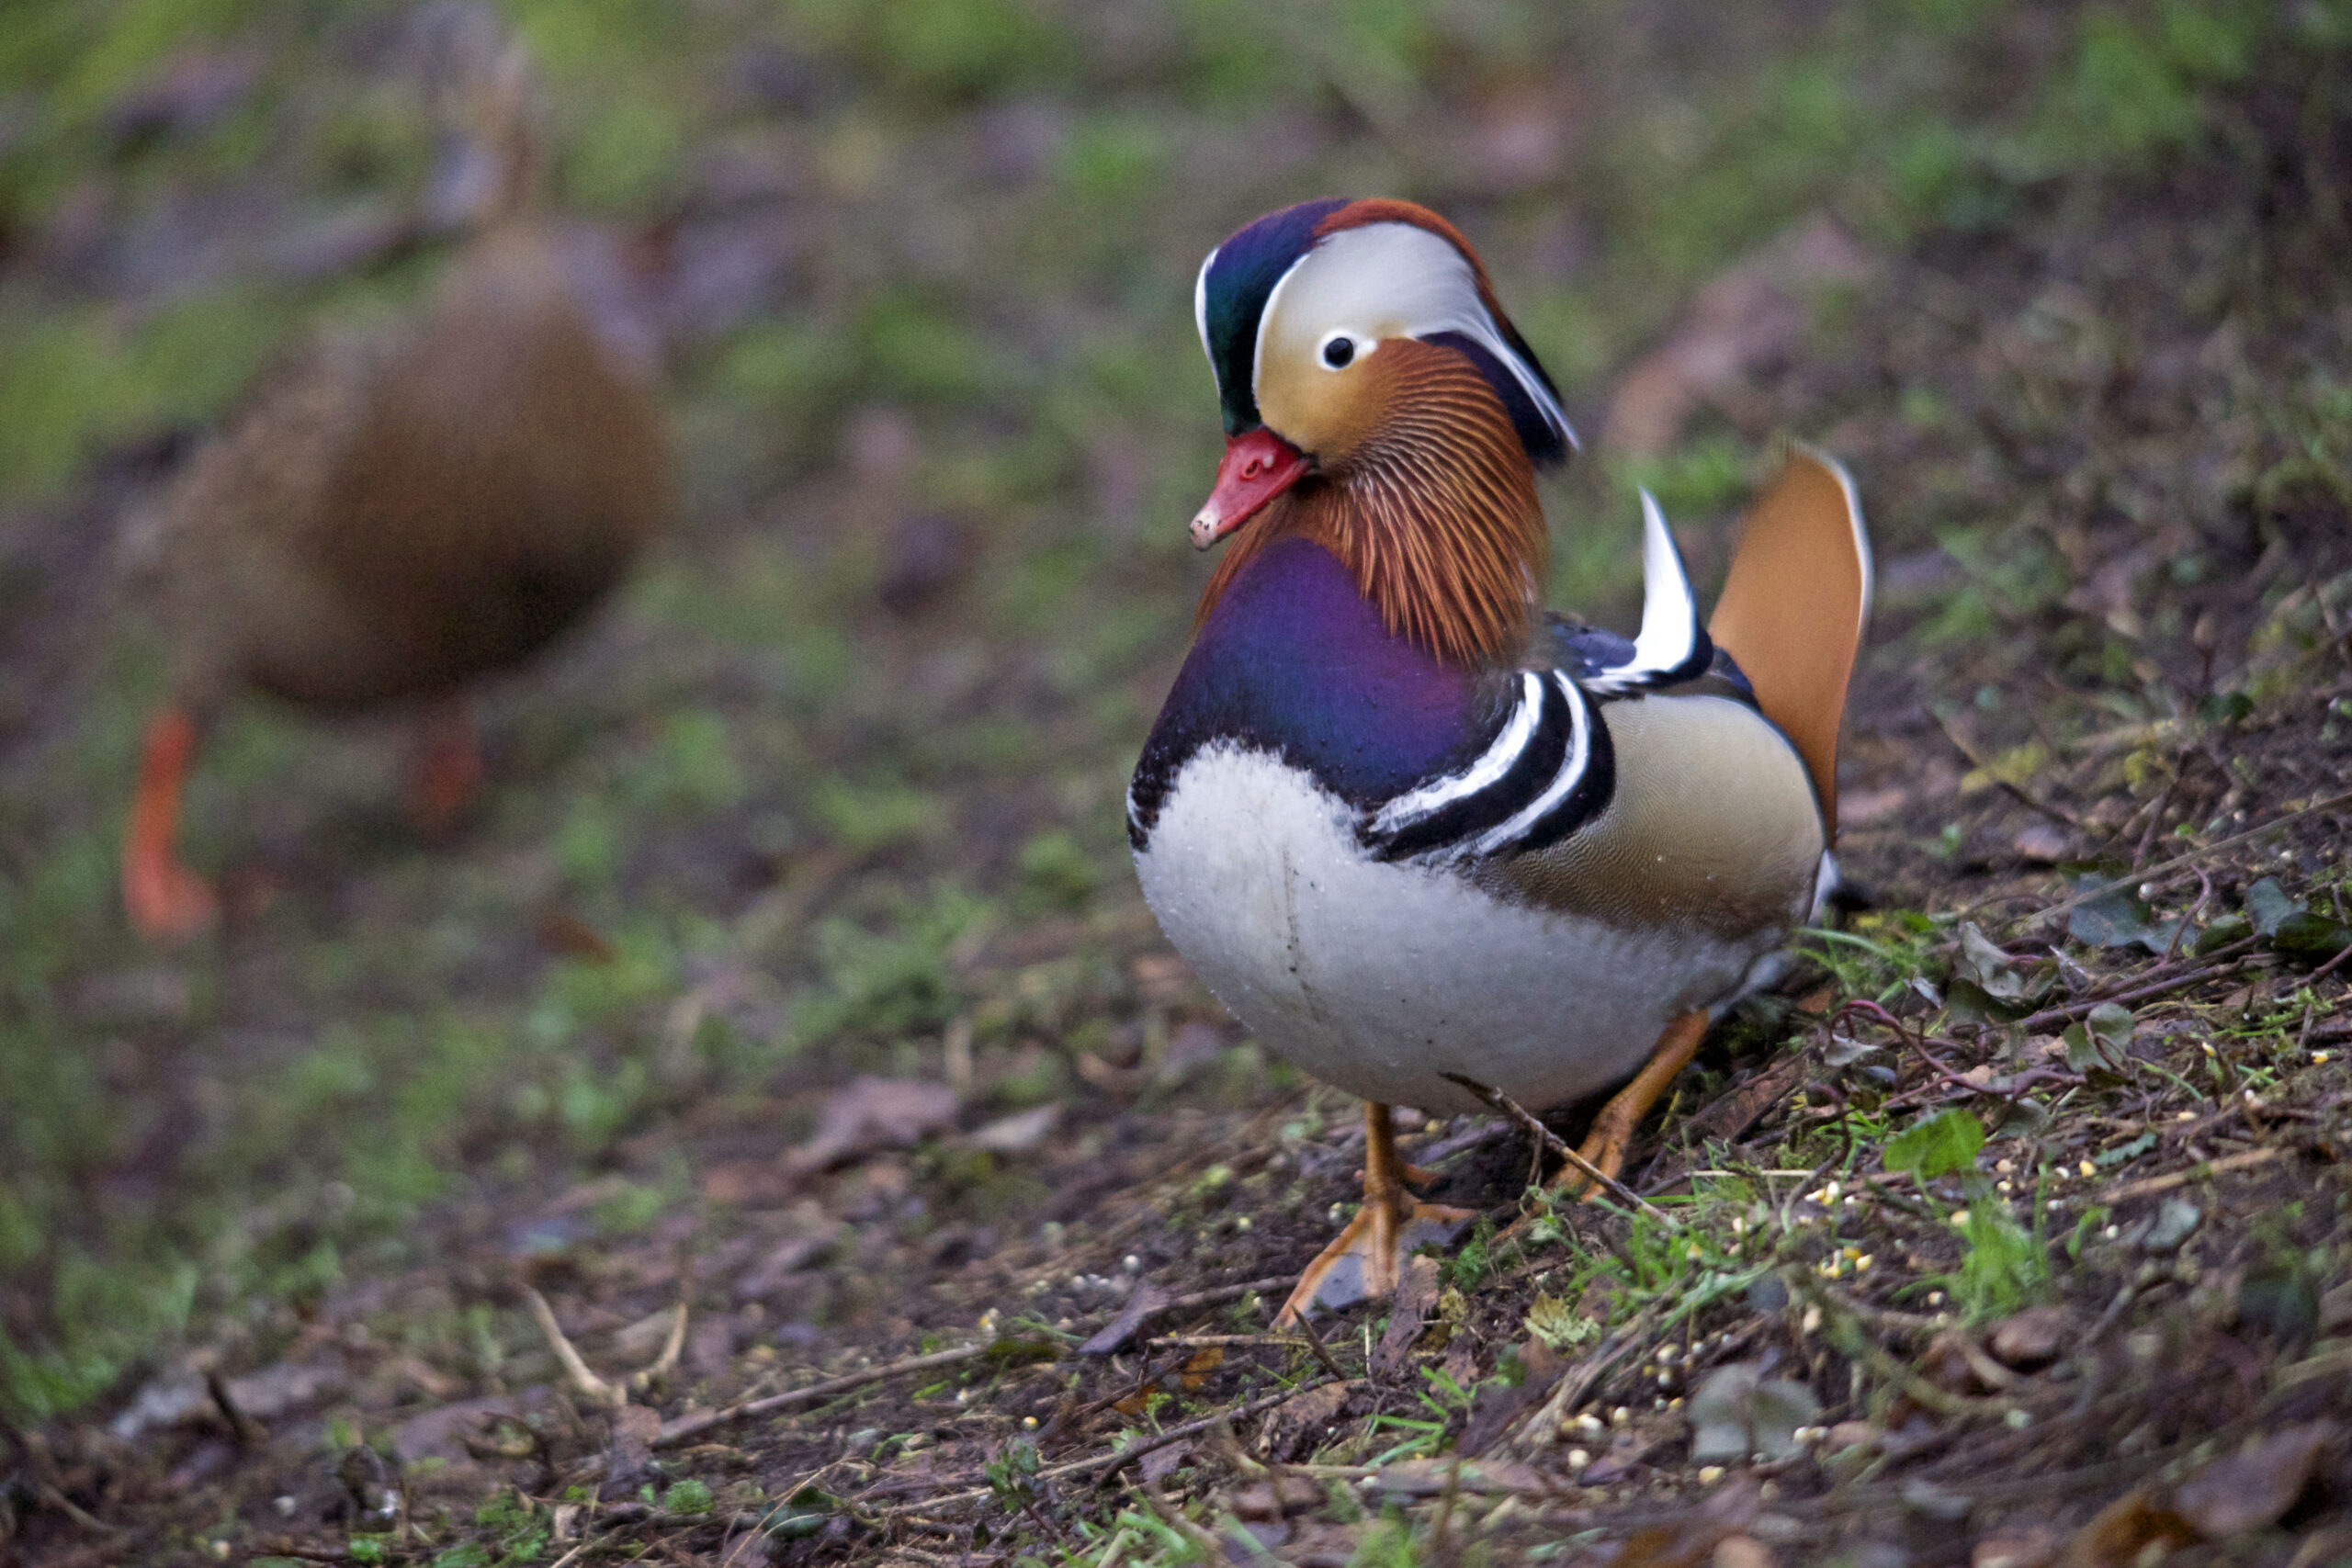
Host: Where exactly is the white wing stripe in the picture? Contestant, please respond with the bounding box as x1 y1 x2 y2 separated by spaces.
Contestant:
1370 671 1544 831
1471 674 1592 856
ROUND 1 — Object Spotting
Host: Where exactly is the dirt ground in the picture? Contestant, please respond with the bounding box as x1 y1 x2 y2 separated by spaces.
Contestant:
4 4 2352 1565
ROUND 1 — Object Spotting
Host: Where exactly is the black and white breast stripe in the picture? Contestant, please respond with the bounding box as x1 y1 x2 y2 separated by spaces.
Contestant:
1582 491 1713 695
1360 669 1616 863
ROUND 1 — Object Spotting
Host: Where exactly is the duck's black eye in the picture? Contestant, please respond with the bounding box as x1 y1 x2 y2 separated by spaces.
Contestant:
1321 335 1355 369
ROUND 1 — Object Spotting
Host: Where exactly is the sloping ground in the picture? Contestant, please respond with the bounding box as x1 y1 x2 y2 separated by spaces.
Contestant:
5 4 2352 1566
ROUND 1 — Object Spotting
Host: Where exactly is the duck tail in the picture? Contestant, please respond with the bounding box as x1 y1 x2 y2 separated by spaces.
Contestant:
1706 446 1871 838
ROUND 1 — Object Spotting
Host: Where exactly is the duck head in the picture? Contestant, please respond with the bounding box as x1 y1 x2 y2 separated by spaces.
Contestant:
1189 198 1577 665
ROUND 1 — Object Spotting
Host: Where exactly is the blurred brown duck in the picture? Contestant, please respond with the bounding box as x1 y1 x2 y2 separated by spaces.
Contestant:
122 28 673 940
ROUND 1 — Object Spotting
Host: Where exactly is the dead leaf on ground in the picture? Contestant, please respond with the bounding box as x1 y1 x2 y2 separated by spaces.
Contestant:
601 1404 664 1500
967 1101 1061 1154
390 1391 554 1468
1112 1348 1223 1416
2171 1421 2336 1539
1611 1477 1763 1568
1972 1527 2061 1568
1231 1473 1326 1520
1600 216 1875 454
1373 1255 1445 1378
1712 1536 1775 1568
1137 1441 1191 1483
1987 1307 2071 1371
1373 1457 1550 1498
1261 1380 1355 1461
780 1077 959 1179
2061 1491 2196 1568
734 1221 845 1300
1079 1281 1171 1357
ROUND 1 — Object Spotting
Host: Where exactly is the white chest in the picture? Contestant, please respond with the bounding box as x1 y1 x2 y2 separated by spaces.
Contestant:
1133 743 1782 1114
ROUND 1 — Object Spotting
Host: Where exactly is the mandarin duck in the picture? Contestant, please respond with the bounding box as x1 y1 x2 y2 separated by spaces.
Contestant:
1126 198 1871 1322
121 30 673 940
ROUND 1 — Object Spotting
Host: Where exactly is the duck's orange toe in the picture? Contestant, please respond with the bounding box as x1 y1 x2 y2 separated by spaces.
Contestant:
406 706 484 837
125 854 219 941
123 707 217 942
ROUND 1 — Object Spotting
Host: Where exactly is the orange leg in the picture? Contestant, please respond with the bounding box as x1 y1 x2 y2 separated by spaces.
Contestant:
1275 1102 1476 1325
122 707 218 941
406 702 483 837
1554 1010 1710 1199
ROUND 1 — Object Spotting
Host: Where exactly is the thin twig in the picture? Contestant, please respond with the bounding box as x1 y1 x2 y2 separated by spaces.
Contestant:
2007 951 2256 1033
1929 705 2086 828
206 1369 264 1448
1441 1074 1671 1222
1999 789 2352 931
656 1340 1004 1449
2304 931 2352 991
633 1295 690 1394
912 1382 1329 1510
1284 1310 1348 1384
524 1286 624 1411
2004 940 2257 1034
2102 1144 2297 1202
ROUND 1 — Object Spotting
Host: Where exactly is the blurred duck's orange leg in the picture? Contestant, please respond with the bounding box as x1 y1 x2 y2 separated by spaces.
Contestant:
1554 1010 1710 1199
123 708 218 940
407 702 484 836
1275 1101 1476 1325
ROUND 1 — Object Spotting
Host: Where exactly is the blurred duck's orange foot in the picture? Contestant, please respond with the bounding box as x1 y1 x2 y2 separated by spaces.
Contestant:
1275 1102 1476 1326
123 708 217 941
1552 1010 1710 1200
407 705 484 837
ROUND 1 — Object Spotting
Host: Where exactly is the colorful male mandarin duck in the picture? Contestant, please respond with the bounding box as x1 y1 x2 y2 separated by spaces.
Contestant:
121 31 673 940
1127 198 1871 1323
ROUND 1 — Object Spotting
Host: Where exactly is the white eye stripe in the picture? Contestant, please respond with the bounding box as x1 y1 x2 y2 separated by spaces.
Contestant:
1258 222 1576 450
1193 245 1218 373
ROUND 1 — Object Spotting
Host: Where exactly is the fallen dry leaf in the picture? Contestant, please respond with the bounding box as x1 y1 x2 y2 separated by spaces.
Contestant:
2061 1490 2196 1568
1972 1527 2060 1568
1611 1477 1762 1568
781 1077 959 1178
1600 216 1875 455
2171 1421 2335 1539
1712 1536 1775 1568
967 1101 1061 1154
1987 1307 2071 1371
1080 1281 1171 1357
1373 1255 1445 1378
1261 1380 1355 1461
